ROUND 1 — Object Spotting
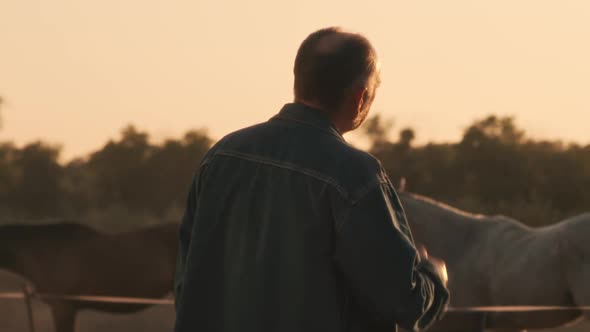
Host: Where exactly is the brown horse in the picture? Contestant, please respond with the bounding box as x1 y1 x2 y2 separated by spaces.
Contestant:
0 221 178 332
398 192 590 332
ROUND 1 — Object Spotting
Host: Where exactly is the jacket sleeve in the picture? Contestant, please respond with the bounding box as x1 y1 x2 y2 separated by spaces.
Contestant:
333 181 449 331
173 137 227 310
174 173 198 310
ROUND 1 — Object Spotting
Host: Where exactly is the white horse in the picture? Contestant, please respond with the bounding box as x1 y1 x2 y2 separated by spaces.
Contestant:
397 191 590 332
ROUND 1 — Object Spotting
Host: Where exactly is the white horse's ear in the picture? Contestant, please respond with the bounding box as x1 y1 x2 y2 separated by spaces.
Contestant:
398 177 406 192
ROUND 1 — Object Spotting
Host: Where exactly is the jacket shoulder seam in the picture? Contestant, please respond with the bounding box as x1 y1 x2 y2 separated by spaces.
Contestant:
215 150 352 201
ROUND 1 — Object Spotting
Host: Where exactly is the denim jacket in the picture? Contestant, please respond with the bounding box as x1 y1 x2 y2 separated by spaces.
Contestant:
174 103 448 332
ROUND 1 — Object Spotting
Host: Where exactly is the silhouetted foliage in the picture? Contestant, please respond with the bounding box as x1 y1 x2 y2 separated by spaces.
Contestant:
0 125 212 228
0 115 588 229
8 142 64 217
363 114 590 227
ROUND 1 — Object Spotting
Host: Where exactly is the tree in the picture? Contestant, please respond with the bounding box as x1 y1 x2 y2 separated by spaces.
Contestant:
460 115 524 148
360 112 590 226
362 114 393 148
399 128 415 147
0 96 4 130
0 142 18 211
143 129 212 216
87 125 155 211
10 142 64 217
84 125 212 217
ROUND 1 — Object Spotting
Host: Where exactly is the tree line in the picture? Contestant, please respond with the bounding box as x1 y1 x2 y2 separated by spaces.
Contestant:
0 125 211 231
364 114 590 227
0 115 588 229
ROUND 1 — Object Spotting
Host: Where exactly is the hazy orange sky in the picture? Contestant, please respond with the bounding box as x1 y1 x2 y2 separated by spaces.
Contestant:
1 1 588 161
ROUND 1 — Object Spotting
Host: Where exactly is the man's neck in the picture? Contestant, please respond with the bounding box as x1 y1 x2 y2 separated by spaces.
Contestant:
294 99 346 134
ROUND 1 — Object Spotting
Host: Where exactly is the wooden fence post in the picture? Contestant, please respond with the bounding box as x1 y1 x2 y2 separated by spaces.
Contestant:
22 284 36 332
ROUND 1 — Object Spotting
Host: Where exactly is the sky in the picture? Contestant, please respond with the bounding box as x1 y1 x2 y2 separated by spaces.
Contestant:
0 0 589 161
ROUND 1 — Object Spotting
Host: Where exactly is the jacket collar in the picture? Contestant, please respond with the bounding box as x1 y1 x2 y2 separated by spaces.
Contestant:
271 103 345 141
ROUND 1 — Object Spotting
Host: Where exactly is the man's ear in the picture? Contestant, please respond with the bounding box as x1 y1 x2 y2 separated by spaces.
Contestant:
352 87 368 115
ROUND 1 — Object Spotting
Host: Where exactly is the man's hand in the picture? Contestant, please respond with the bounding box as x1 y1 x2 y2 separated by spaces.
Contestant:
418 246 448 287
413 246 451 328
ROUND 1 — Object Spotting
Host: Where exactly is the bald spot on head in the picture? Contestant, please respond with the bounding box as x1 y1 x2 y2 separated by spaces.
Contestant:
314 30 354 53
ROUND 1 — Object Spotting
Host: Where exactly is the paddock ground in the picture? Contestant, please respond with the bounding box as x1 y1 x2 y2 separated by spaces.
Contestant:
1 273 587 332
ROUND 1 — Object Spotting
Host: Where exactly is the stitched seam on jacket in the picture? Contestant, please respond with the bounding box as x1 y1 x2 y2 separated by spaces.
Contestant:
215 150 351 201
334 179 388 234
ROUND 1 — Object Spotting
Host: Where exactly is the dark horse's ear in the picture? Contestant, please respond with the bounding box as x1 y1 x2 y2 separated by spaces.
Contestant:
398 177 406 192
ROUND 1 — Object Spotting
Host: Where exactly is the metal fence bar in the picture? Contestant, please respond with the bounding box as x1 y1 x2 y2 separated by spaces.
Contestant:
447 305 590 312
0 292 173 305
3 291 590 313
0 292 25 299
37 294 174 305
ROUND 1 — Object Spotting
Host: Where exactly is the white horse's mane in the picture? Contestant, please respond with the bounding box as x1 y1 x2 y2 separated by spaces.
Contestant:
399 191 532 234
400 191 488 219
